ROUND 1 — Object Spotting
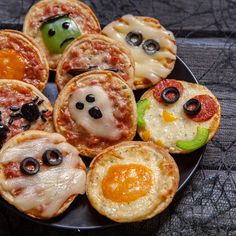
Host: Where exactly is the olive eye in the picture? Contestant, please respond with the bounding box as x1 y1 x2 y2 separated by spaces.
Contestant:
183 99 201 115
75 102 84 110
161 87 180 104
20 157 40 175
42 149 63 166
142 39 160 54
62 22 70 29
89 106 103 119
86 94 95 103
126 32 143 46
48 28 56 36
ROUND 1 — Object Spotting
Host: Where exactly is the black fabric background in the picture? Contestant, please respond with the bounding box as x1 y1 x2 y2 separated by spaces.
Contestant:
0 0 235 235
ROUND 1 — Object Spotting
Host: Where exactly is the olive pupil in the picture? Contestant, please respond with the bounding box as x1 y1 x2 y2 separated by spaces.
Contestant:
75 102 84 110
88 106 103 119
86 94 95 103
48 29 55 36
62 22 70 29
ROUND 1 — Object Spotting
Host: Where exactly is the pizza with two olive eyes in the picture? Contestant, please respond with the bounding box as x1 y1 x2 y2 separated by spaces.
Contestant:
103 14 177 89
0 131 86 219
0 30 49 91
0 80 53 149
54 70 137 157
56 34 135 90
23 0 101 69
86 141 179 222
137 79 221 154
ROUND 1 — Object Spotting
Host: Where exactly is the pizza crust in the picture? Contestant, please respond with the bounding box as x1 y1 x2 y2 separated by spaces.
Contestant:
56 34 135 90
86 141 179 222
54 70 137 157
23 0 101 70
0 30 49 91
0 130 86 220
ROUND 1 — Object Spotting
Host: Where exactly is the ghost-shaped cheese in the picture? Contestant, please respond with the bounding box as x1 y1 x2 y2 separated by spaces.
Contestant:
69 85 121 140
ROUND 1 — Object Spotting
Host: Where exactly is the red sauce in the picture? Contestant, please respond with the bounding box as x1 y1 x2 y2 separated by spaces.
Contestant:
0 85 51 143
188 95 218 122
153 79 184 103
0 37 46 90
60 41 131 89
57 79 133 149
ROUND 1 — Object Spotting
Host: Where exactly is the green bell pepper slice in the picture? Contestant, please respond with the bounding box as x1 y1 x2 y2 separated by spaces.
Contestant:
137 99 151 129
176 126 209 151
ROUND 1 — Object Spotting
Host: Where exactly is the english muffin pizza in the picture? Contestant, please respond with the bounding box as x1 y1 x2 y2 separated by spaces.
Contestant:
103 14 176 89
23 0 101 69
0 131 86 219
0 80 53 148
0 30 49 91
86 141 179 222
137 79 221 153
56 34 135 90
54 70 137 157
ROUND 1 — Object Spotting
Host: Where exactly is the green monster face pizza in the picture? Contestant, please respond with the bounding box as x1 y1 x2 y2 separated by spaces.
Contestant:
41 15 81 54
23 0 101 69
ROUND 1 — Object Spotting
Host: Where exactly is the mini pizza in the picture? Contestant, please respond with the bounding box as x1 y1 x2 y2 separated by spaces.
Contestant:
0 130 86 219
0 30 49 91
23 0 101 69
137 79 221 153
0 80 53 149
54 70 137 157
56 34 135 90
103 14 177 89
86 141 179 222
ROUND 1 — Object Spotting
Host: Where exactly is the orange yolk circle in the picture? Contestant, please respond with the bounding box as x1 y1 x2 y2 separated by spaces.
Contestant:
102 164 152 202
0 49 25 80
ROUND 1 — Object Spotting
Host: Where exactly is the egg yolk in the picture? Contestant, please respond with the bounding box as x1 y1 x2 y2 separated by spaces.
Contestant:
102 164 152 202
0 49 25 80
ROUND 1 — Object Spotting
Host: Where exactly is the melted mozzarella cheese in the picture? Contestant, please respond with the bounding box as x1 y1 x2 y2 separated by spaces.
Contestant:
143 82 215 152
0 135 86 218
103 15 176 84
69 85 121 140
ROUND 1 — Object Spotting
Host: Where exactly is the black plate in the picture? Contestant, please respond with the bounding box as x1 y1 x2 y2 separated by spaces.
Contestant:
0 56 205 231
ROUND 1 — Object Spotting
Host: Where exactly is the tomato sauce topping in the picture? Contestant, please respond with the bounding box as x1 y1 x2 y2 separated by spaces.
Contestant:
0 85 51 144
0 37 46 90
57 79 133 149
188 95 218 122
153 79 184 103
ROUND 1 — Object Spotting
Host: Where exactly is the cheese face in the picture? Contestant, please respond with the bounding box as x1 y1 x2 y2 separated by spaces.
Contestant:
141 81 217 153
0 133 86 218
69 85 121 140
103 15 176 85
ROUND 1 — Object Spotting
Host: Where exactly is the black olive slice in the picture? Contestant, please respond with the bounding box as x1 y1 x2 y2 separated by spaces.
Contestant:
183 98 201 115
142 39 160 54
21 102 40 122
161 87 180 104
86 94 95 103
0 124 9 141
48 29 56 36
62 22 70 29
75 102 84 110
126 32 143 46
42 149 63 166
88 106 103 119
20 157 40 175
67 66 99 76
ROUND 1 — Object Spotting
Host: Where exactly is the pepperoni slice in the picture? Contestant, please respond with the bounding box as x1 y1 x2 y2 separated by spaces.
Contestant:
153 79 184 103
188 95 218 122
